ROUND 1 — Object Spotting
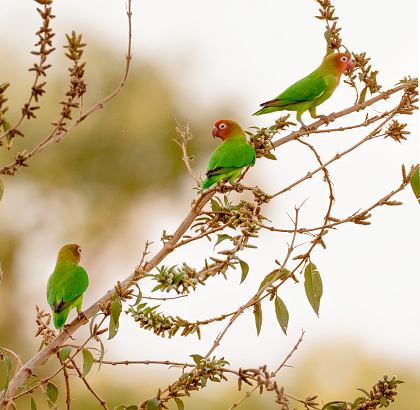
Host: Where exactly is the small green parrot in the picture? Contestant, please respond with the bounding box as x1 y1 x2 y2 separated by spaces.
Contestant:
253 52 353 129
47 244 89 329
202 120 256 190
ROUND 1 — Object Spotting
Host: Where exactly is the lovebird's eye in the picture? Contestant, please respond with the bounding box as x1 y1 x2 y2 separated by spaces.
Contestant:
340 56 348 63
219 123 227 130
78 247 82 253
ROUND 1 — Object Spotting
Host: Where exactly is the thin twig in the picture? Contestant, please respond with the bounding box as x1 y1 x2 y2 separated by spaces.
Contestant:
174 120 201 186
227 331 305 410
272 108 399 198
57 354 71 410
70 359 109 410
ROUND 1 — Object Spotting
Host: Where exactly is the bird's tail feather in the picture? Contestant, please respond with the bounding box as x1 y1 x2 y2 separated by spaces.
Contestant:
53 308 70 329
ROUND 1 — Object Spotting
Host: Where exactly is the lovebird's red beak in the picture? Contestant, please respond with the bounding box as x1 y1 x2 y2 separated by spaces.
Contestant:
346 60 354 71
212 126 219 138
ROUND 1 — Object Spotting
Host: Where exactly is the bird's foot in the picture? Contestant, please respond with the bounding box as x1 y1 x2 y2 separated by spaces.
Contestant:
298 120 311 132
232 182 244 193
62 324 71 332
78 311 88 323
218 183 229 193
314 114 330 125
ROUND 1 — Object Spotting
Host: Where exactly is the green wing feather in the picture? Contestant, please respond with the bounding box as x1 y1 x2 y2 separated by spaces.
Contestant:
265 73 328 106
47 263 89 329
254 70 339 117
202 138 255 190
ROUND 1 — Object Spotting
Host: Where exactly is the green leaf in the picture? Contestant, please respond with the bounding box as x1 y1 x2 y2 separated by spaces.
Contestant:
81 348 94 377
0 179 3 202
263 152 277 161
0 347 12 394
98 339 105 372
379 396 388 407
214 234 232 249
351 397 364 408
151 283 165 292
410 167 420 204
211 198 221 212
215 359 230 366
232 257 249 284
324 29 332 41
254 302 263 336
359 87 368 104
111 294 122 325
133 284 143 306
30 395 37 410
174 397 184 410
46 383 58 407
304 262 323 316
259 268 289 289
146 398 161 410
2 121 10 133
59 346 72 362
200 377 207 387
108 315 119 340
274 296 289 335
89 312 102 336
321 401 349 410
190 354 203 365
358 72 365 81
356 388 370 397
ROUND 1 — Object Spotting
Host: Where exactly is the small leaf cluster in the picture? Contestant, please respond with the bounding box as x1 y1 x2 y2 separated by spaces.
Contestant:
148 264 201 294
141 356 229 410
127 303 201 339
193 195 242 230
247 125 278 160
349 52 382 103
2 0 55 148
315 0 342 54
384 120 410 143
204 196 266 232
29 0 55 101
322 374 403 409
34 305 55 346
396 77 418 115
53 31 87 132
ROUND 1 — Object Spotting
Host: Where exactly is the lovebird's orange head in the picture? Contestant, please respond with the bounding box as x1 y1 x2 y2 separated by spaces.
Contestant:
57 244 82 264
212 120 244 142
328 52 353 75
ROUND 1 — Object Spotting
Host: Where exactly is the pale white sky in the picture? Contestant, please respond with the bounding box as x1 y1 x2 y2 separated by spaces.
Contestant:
1 0 419 400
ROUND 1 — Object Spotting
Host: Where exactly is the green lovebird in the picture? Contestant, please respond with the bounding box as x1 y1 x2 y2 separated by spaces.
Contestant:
253 52 353 129
201 120 256 190
47 244 89 329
